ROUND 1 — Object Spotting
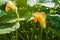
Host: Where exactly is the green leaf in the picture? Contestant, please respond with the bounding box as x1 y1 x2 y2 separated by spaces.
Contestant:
0 11 17 23
15 0 27 7
0 22 20 34
0 11 26 23
18 8 32 20
0 10 6 17
23 12 32 19
47 14 60 28
0 0 8 6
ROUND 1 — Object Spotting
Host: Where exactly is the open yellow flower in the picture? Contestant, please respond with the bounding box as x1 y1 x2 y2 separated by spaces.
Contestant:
32 12 46 28
6 1 17 12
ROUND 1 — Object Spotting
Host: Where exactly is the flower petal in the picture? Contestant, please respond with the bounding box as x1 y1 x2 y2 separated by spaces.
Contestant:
32 12 46 28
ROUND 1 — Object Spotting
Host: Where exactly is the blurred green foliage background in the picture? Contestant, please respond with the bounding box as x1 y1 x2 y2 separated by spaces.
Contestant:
0 0 60 40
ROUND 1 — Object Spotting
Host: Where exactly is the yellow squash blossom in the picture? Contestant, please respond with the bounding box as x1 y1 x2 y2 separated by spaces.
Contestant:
6 1 16 12
32 12 46 28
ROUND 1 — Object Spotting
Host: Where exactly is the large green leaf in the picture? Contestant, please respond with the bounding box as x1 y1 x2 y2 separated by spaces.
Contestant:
47 14 60 33
0 22 20 34
47 14 60 27
0 11 17 23
0 11 26 23
0 0 8 6
0 10 6 17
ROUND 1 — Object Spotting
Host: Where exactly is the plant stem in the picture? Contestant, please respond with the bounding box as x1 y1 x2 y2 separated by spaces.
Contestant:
15 9 19 40
16 30 18 40
31 23 36 40
16 10 19 22
40 27 43 40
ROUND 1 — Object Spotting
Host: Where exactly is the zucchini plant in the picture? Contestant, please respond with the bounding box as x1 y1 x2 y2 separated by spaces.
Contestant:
0 0 60 40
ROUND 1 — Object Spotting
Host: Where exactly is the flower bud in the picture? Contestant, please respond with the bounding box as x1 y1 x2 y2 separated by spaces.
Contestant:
6 1 17 12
